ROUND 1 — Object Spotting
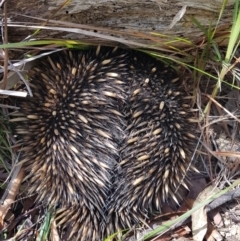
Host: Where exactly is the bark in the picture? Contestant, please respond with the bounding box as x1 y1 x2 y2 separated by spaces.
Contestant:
6 0 236 45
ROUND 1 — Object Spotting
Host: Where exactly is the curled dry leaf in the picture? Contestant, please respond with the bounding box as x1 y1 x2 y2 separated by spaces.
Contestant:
0 167 24 228
192 185 220 241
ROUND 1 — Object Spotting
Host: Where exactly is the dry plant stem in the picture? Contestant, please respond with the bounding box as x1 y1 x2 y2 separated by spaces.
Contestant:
0 167 24 226
6 24 167 50
207 94 240 124
204 106 214 183
200 139 232 166
1 1 8 90
51 220 60 241
213 151 240 158
214 104 231 137
204 54 239 117
206 188 240 212
0 0 8 8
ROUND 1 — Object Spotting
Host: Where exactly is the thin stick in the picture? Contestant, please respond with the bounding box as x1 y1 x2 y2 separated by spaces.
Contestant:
1 1 9 89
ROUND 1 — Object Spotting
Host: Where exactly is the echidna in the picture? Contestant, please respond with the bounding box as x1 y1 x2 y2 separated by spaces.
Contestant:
13 46 196 240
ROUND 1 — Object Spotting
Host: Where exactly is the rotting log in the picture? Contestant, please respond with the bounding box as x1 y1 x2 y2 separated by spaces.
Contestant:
3 0 236 46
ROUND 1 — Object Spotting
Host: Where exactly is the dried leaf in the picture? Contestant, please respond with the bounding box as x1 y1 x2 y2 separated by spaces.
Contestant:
192 185 219 241
0 168 24 227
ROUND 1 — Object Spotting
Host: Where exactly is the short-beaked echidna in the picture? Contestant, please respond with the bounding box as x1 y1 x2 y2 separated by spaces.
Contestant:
13 46 196 240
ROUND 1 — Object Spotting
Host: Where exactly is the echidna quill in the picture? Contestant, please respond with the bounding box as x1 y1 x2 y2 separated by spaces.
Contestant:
12 46 197 240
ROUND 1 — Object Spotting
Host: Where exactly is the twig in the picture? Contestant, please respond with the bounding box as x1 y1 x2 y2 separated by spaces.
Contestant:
1 1 8 89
